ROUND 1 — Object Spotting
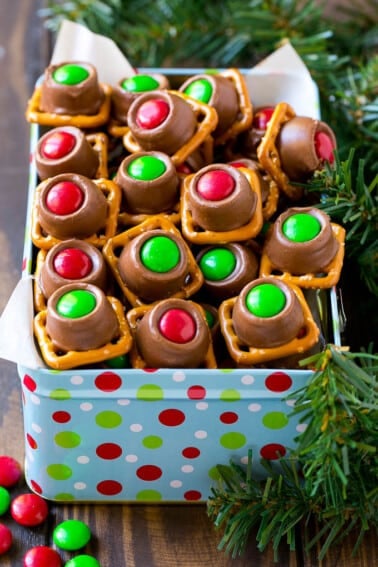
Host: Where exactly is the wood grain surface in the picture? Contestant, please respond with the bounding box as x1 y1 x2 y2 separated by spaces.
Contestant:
0 1 376 566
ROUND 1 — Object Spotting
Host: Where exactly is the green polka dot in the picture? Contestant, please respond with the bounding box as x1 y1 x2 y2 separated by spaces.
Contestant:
262 411 289 429
137 384 164 401
54 493 75 501
95 410 122 428
220 368 234 374
208 466 222 481
54 431 81 448
220 432 246 449
220 389 241 402
142 435 163 449
47 464 73 480
136 490 162 501
50 388 71 400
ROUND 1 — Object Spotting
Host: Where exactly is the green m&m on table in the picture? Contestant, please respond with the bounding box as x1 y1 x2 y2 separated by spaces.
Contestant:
53 518 91 551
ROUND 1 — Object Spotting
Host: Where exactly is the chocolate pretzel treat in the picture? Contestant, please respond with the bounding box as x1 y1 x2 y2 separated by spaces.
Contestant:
34 282 133 370
219 277 320 365
37 239 108 301
35 126 101 180
111 223 203 305
34 173 108 241
115 151 179 217
196 242 259 301
181 163 263 244
127 298 215 368
231 106 276 159
110 73 170 127
260 206 345 288
179 68 253 142
123 90 218 166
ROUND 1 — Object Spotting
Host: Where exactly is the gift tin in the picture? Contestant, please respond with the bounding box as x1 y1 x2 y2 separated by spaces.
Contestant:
17 68 341 503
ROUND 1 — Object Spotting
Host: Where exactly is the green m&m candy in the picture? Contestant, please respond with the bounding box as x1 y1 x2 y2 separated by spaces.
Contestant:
53 519 91 551
0 487 11 516
140 235 180 273
53 64 90 86
127 155 166 181
65 555 101 567
245 283 286 318
199 247 236 281
56 289 97 318
121 75 160 92
184 78 213 103
282 213 321 243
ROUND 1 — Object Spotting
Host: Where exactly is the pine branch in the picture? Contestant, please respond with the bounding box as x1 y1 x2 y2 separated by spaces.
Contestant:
207 346 378 562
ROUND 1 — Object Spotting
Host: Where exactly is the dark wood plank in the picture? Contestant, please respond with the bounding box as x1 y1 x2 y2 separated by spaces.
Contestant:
0 2 376 567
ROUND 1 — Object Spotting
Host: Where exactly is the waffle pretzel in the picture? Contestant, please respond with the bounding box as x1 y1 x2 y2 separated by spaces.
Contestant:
181 167 264 245
102 215 204 307
122 90 218 167
25 84 112 129
260 223 346 289
257 102 303 201
219 283 320 366
86 132 109 179
126 303 217 369
31 178 121 250
213 68 253 146
34 296 132 370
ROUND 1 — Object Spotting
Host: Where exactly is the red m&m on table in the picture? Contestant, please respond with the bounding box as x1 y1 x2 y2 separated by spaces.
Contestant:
23 546 62 567
10 493 49 527
0 455 22 487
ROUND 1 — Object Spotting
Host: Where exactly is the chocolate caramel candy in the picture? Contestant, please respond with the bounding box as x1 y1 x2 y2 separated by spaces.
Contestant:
186 163 257 231
35 126 99 180
115 151 179 214
232 278 305 349
236 106 276 158
111 73 169 124
263 207 339 275
228 158 270 205
118 230 195 302
276 116 336 181
40 62 105 116
134 298 211 368
179 73 239 137
197 243 259 301
46 283 119 352
37 173 108 240
127 90 197 154
39 239 108 299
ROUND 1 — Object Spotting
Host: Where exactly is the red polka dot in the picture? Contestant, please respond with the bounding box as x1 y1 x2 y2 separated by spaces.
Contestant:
184 490 202 501
97 480 123 495
182 447 200 459
96 443 123 460
143 368 158 372
265 372 293 392
136 465 162 481
260 443 286 460
23 375 37 392
22 257 27 271
52 410 71 423
94 371 122 392
187 385 206 399
158 409 186 426
220 411 239 424
30 480 43 494
27 433 38 449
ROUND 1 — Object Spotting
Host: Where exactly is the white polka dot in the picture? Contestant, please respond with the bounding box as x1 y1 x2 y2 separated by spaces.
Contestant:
170 480 182 488
117 398 131 406
32 423 42 433
130 423 143 433
172 371 186 382
27 451 35 463
71 375 84 385
286 399 296 407
194 430 208 439
240 455 249 464
77 456 90 464
30 394 40 405
125 454 138 463
80 402 93 411
196 402 208 410
296 423 308 433
248 403 261 412
181 465 194 473
74 482 87 490
241 374 255 385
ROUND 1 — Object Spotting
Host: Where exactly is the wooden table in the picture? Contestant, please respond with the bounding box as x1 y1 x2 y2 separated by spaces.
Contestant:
0 1 376 565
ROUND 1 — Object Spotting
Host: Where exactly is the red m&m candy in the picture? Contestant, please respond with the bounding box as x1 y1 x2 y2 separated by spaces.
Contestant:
0 523 12 555
45 181 84 215
0 455 22 487
23 546 62 567
53 248 93 279
136 99 170 129
40 131 76 160
11 493 49 527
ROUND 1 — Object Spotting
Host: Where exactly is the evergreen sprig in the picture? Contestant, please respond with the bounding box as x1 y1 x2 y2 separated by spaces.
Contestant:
207 346 378 562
